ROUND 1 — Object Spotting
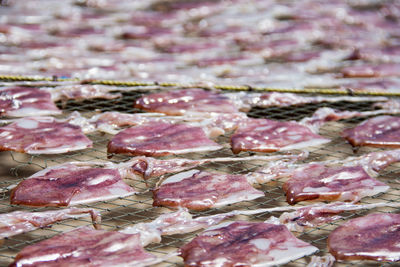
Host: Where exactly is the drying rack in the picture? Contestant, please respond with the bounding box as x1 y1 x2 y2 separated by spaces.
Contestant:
0 77 399 266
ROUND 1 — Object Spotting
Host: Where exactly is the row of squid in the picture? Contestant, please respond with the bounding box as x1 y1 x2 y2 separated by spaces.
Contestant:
1 86 400 266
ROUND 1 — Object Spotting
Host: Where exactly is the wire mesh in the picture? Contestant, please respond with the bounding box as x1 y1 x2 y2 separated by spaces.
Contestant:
0 87 399 266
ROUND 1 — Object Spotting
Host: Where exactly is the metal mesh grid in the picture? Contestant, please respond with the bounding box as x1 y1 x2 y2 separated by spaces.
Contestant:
0 87 399 266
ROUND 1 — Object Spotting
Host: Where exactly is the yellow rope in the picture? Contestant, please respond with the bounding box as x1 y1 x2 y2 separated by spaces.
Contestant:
1 75 399 96
0 75 78 82
89 80 155 87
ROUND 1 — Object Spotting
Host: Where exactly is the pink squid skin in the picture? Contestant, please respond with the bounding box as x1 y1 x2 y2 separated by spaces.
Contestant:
230 118 329 154
152 170 264 211
283 164 388 205
107 121 221 157
328 213 400 262
0 116 92 154
0 87 61 117
180 221 317 266
11 164 135 207
343 115 400 148
135 88 239 116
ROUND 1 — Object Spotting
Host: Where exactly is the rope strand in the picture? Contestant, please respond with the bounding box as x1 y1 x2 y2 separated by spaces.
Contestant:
0 75 399 96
